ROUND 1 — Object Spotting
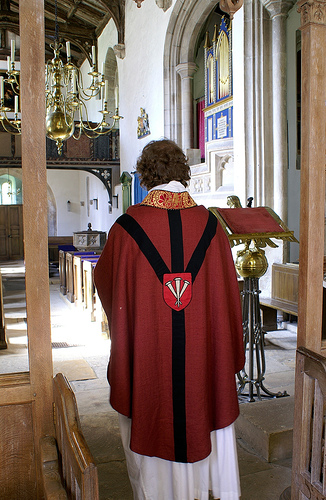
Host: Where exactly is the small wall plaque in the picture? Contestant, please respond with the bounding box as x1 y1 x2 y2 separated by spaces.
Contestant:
137 108 150 139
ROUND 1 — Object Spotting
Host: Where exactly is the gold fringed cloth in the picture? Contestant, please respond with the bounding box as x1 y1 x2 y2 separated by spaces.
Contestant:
209 206 298 248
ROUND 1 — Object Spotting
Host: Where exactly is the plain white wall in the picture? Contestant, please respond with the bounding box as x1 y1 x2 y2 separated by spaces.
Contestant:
116 0 175 178
46 169 119 235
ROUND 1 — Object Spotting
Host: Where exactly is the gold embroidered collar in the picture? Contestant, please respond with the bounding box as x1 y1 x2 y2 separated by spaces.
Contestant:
140 190 197 210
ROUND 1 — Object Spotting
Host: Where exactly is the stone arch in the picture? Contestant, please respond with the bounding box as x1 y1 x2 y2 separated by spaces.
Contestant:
163 0 218 148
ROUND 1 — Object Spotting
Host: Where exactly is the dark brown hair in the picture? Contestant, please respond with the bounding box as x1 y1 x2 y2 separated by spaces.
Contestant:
136 139 190 190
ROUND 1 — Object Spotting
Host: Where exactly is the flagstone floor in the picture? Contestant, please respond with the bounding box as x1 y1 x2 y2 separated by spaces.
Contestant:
0 261 295 500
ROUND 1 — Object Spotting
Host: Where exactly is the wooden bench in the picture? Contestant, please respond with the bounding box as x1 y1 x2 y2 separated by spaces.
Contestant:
260 263 299 331
73 255 100 308
48 236 74 264
41 373 99 499
59 246 77 294
65 251 97 303
260 297 298 331
83 258 99 321
81 259 109 335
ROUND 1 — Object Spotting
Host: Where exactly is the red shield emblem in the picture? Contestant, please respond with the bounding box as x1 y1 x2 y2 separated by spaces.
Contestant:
163 273 192 311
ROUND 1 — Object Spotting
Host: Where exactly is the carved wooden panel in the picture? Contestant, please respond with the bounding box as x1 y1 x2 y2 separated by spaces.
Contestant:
66 133 91 159
292 348 326 499
272 263 299 307
0 402 36 499
53 373 99 499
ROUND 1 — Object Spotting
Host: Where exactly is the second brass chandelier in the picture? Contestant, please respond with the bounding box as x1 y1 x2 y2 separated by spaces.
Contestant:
0 0 122 155
45 37 122 155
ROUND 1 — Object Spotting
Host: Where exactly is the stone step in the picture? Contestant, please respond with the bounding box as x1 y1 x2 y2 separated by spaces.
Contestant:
235 395 294 462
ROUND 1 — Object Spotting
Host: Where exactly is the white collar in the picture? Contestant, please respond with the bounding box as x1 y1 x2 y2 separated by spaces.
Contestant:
149 181 187 193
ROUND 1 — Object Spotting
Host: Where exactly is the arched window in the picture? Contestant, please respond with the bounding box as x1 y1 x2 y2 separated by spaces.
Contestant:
0 174 22 205
2 181 12 204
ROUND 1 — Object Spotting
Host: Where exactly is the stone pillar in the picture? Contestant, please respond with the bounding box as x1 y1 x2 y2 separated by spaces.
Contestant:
262 0 295 223
176 62 198 151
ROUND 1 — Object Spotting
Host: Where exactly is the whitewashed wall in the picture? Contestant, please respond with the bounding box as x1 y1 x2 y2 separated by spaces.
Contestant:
115 0 175 180
46 170 119 235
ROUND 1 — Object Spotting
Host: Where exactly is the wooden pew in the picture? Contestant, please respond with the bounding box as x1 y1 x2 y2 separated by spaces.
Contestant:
82 258 101 322
41 372 99 500
65 251 97 303
260 263 299 331
83 259 109 337
73 255 100 308
48 236 74 265
59 246 76 295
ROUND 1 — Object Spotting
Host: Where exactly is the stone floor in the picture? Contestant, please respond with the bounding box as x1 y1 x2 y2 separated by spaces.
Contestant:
0 261 295 499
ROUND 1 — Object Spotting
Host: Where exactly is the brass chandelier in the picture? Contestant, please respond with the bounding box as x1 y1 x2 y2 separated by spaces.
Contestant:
45 39 122 154
0 40 21 136
0 2 122 155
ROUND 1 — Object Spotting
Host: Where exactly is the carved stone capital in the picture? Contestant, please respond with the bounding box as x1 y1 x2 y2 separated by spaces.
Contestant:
262 0 295 18
298 0 326 27
219 0 243 19
155 0 172 11
176 62 198 80
113 43 126 60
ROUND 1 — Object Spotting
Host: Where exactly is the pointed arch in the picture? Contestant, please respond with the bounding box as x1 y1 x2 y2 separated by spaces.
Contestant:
163 0 218 146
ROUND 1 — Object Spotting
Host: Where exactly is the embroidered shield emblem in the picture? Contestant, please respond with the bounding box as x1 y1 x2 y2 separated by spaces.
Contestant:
163 273 192 311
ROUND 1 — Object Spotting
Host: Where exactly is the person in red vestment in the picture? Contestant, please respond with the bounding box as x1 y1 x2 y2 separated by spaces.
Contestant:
94 139 245 500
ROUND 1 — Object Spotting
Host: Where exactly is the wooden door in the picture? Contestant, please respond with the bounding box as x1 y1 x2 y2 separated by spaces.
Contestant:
0 207 9 260
0 206 23 260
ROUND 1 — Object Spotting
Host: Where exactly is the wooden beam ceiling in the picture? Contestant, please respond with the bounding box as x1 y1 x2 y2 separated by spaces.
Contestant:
0 0 125 66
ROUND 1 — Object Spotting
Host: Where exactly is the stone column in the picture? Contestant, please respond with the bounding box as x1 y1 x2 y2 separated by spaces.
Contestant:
262 0 294 223
176 62 198 151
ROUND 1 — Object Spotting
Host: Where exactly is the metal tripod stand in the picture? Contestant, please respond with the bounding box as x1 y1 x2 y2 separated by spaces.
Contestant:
237 275 289 402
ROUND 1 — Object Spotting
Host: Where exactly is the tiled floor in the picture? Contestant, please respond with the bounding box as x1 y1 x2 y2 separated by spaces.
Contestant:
0 262 295 499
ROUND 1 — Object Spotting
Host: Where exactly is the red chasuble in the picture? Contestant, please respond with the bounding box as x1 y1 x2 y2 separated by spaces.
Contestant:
94 191 245 464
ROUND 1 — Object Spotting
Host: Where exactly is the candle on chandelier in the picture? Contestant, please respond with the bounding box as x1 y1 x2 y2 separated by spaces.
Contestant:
101 62 104 76
7 56 11 72
11 40 15 63
115 86 119 108
92 46 96 67
14 95 18 114
104 80 109 103
66 41 71 59
72 69 77 94
0 76 3 100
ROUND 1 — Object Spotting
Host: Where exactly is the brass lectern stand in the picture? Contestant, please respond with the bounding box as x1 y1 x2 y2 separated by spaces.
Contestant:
210 199 298 402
